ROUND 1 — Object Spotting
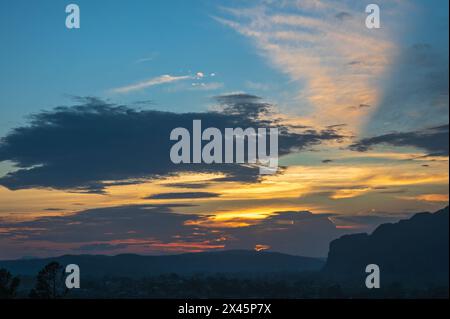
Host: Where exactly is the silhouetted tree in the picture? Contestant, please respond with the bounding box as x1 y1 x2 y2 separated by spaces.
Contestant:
0 268 20 299
29 262 68 299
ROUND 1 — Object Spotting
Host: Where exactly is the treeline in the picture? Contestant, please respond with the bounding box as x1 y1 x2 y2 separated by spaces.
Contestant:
76 274 448 299
1 262 68 299
1 263 448 299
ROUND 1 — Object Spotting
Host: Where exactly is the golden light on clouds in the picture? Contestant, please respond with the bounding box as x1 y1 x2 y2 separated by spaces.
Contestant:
399 194 450 203
0 155 447 223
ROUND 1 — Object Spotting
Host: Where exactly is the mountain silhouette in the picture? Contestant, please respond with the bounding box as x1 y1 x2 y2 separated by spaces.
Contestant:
323 206 449 288
0 250 324 277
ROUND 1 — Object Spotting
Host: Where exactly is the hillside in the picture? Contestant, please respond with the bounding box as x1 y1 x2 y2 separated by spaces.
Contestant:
0 250 324 277
323 206 449 288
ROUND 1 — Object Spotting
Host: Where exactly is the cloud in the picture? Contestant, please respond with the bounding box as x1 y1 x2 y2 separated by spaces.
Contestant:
111 74 192 94
399 194 449 203
75 243 129 251
0 205 211 244
348 104 371 111
0 204 226 258
145 192 221 200
366 40 449 134
335 11 352 21
216 1 448 137
215 93 271 118
190 82 224 91
223 210 347 258
350 124 449 156
0 203 355 258
134 52 158 64
0 95 344 193
214 0 397 129
0 201 425 258
164 182 212 189
111 71 218 94
330 212 415 233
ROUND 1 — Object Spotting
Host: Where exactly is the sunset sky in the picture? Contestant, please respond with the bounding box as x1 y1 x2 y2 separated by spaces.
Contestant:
0 0 448 260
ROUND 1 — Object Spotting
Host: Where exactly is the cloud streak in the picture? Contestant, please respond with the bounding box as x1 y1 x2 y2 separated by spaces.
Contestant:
214 0 398 130
0 204 360 258
350 124 449 156
145 192 221 200
111 74 192 94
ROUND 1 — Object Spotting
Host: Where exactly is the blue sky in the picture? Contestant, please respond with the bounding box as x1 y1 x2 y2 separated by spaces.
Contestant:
0 0 291 136
1 0 448 136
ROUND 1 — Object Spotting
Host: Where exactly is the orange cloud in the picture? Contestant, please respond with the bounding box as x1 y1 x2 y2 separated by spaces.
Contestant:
254 244 271 252
399 194 449 203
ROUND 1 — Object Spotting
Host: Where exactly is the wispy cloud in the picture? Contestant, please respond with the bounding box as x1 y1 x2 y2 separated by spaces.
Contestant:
111 71 220 93
245 81 271 91
190 82 224 91
349 124 449 157
111 74 192 94
214 0 401 130
399 194 449 203
144 192 221 200
134 52 159 64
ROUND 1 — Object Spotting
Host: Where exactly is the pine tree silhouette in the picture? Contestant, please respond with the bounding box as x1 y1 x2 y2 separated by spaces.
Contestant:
0 268 20 299
29 262 68 299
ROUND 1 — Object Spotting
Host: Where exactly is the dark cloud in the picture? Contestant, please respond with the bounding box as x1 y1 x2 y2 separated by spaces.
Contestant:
331 212 415 233
144 192 221 200
377 189 407 194
214 93 271 119
348 104 371 111
75 243 129 252
0 205 345 257
131 99 155 106
350 124 449 156
347 60 362 66
326 124 347 129
224 211 347 258
0 205 211 244
0 203 410 258
164 182 212 189
133 203 198 209
335 12 352 21
0 95 344 193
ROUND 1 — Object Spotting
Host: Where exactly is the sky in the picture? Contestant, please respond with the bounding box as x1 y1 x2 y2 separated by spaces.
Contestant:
0 0 448 260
